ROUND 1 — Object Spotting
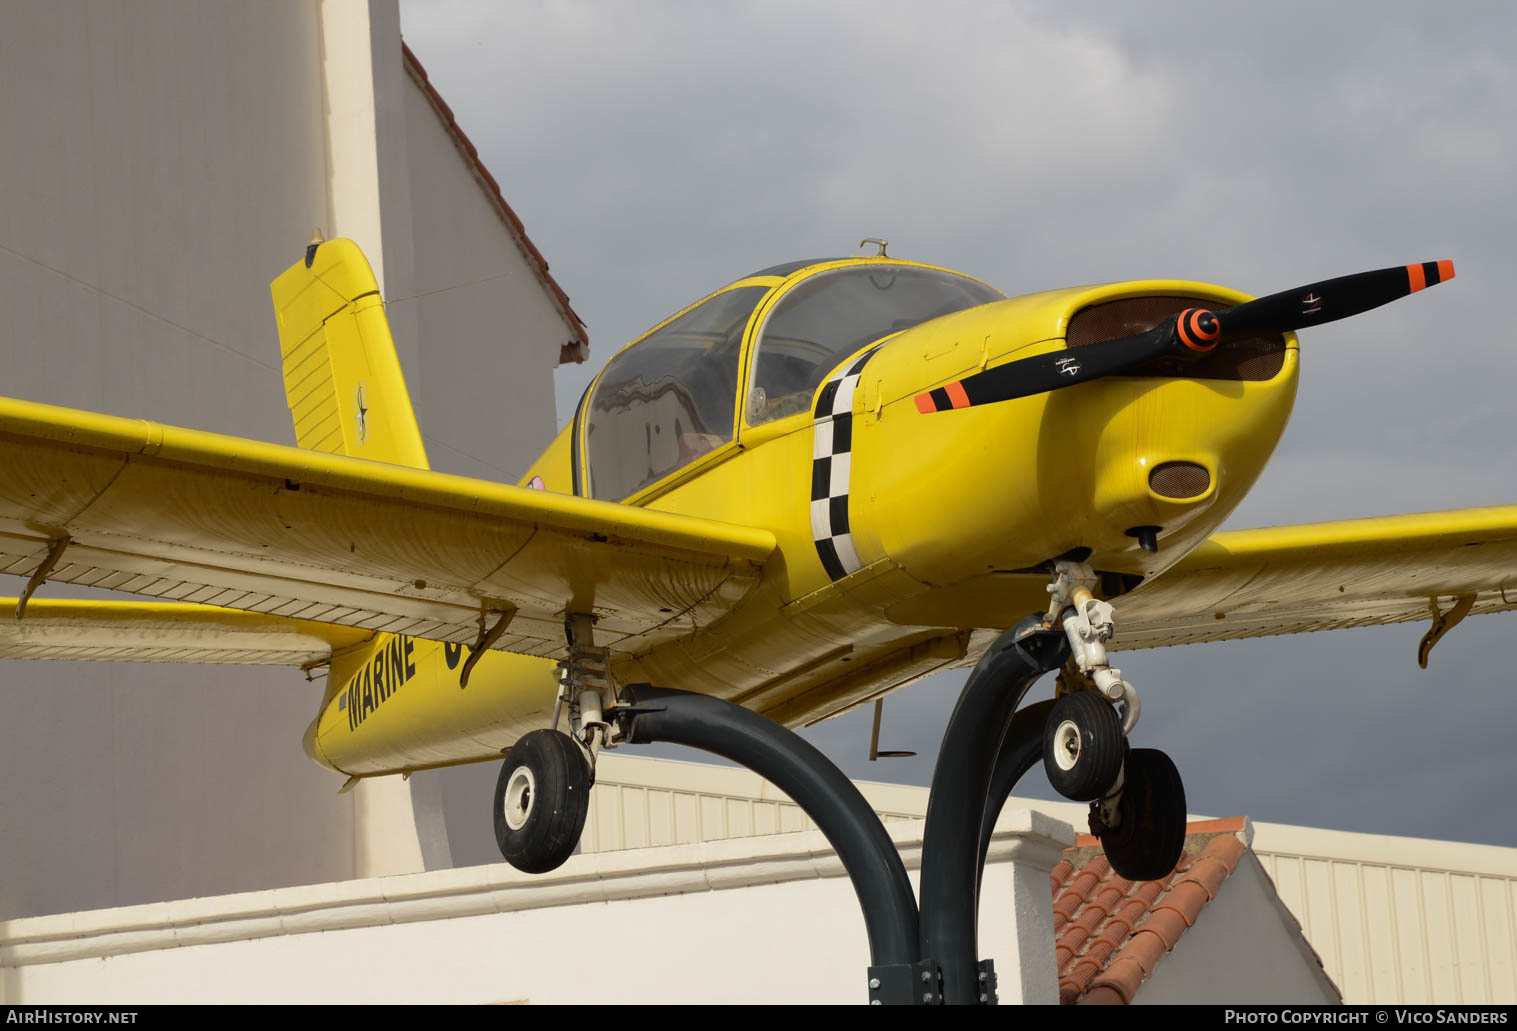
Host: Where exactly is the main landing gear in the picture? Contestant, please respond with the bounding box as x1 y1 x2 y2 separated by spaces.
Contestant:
489 561 1187 1004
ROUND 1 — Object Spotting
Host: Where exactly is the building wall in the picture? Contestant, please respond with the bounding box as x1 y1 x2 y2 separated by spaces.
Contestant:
397 67 566 484
1135 852 1341 1005
575 754 1517 1005
0 0 570 918
0 815 1073 1005
0 0 356 922
1252 821 1517 1006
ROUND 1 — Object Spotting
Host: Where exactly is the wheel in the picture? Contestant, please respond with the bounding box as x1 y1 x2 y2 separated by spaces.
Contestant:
1094 747 1187 881
1043 691 1125 801
493 729 591 874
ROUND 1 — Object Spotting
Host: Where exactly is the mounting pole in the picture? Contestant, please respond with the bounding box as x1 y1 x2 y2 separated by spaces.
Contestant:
614 685 920 976
917 615 1070 1004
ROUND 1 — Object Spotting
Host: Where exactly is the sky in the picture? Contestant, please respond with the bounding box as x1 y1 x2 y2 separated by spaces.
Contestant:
399 1 1517 847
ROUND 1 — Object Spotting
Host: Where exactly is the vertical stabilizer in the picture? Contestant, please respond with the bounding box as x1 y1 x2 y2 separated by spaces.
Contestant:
270 238 430 470
272 238 431 726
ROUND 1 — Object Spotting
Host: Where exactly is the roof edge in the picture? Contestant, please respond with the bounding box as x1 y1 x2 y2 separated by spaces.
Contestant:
400 41 589 364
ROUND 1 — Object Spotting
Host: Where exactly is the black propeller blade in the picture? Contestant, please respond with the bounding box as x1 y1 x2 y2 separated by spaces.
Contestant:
914 260 1454 412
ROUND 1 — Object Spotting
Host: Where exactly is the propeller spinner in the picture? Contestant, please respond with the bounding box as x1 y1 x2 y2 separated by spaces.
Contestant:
915 260 1454 412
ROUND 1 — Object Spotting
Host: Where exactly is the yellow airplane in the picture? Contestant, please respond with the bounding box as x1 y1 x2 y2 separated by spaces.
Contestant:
0 237 1502 1003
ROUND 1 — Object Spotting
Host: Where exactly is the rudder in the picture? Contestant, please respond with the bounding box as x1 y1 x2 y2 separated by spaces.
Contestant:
270 237 430 470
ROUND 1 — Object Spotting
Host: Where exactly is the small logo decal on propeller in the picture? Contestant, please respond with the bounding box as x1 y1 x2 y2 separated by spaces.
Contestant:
1055 356 1082 376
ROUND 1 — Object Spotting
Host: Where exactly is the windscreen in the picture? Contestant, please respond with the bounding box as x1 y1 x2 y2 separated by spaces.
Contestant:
749 266 1002 424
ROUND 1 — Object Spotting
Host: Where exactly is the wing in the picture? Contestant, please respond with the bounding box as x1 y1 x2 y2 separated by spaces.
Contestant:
1111 506 1517 651
0 598 371 666
0 396 776 659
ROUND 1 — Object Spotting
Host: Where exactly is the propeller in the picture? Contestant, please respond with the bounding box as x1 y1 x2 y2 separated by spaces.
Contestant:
914 260 1454 412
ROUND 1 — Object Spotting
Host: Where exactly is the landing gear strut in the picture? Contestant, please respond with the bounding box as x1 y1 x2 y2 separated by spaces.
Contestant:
1040 560 1187 886
493 613 617 875
489 567 1187 1003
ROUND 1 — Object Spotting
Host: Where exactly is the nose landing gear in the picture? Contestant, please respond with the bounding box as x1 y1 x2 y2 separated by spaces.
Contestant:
1043 560 1188 883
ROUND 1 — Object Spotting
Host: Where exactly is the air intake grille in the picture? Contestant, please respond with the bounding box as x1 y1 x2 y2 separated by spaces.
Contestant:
1149 461 1212 500
1066 296 1286 381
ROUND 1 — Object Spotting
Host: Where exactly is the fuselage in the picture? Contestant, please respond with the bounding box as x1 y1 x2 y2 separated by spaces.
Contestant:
308 256 1298 775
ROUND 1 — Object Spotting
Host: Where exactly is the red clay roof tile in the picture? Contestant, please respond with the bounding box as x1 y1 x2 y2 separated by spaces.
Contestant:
1176 857 1230 900
1134 907 1189 951
1052 817 1253 1005
1076 984 1128 1006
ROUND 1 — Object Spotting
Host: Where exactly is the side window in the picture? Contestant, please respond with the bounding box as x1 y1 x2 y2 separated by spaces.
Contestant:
586 286 767 500
748 266 1002 424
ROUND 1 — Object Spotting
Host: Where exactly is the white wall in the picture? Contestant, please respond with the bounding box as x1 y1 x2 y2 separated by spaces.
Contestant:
0 815 1073 1005
1136 853 1341 1005
573 754 1517 1005
0 0 355 921
0 0 572 919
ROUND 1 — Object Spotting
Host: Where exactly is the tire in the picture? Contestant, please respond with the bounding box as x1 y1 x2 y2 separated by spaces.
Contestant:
1043 692 1125 801
1095 747 1187 881
493 729 591 874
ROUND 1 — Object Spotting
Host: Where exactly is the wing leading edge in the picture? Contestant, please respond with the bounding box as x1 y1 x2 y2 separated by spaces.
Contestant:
0 396 776 660
1111 505 1517 651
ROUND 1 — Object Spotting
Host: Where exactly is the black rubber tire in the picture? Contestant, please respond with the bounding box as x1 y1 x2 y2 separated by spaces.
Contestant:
493 729 591 874
1042 692 1125 801
1096 747 1187 881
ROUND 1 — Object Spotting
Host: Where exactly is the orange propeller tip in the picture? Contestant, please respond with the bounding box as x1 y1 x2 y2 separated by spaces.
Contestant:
1438 259 1454 281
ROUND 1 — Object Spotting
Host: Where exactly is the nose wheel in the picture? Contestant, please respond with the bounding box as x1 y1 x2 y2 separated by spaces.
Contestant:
1042 691 1125 802
1043 559 1187 882
1088 747 1187 882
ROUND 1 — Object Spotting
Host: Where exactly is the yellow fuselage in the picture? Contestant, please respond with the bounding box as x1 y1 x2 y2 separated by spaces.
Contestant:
307 260 1298 776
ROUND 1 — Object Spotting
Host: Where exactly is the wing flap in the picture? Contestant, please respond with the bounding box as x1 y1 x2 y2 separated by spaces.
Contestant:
0 598 372 666
0 396 776 658
1111 506 1517 650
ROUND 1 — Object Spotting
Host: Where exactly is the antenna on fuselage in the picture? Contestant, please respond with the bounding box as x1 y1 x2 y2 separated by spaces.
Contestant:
859 238 889 257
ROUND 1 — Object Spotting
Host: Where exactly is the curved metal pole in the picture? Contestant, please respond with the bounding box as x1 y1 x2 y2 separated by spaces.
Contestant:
917 617 1069 1005
615 684 920 968
975 698 1057 897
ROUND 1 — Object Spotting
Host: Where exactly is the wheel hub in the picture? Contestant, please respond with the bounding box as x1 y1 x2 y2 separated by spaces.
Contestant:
503 765 536 830
1053 719 1082 771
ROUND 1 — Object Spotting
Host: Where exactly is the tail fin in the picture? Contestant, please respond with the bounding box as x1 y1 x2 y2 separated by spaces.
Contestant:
270 237 430 471
271 237 430 720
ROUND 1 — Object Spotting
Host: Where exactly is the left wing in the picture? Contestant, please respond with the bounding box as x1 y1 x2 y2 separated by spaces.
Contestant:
0 396 776 659
0 598 370 666
1111 506 1517 653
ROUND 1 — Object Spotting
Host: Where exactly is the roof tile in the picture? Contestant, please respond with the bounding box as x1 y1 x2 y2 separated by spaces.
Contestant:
1134 907 1189 951
1076 984 1128 1006
1052 817 1252 1004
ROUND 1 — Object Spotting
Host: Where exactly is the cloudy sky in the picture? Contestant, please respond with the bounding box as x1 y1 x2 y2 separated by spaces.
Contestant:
400 1 1517 846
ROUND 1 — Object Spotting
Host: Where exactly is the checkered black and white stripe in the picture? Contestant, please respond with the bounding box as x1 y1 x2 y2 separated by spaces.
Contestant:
811 345 882 582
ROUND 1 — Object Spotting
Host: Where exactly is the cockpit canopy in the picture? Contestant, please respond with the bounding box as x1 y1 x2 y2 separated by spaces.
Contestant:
585 261 1002 501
